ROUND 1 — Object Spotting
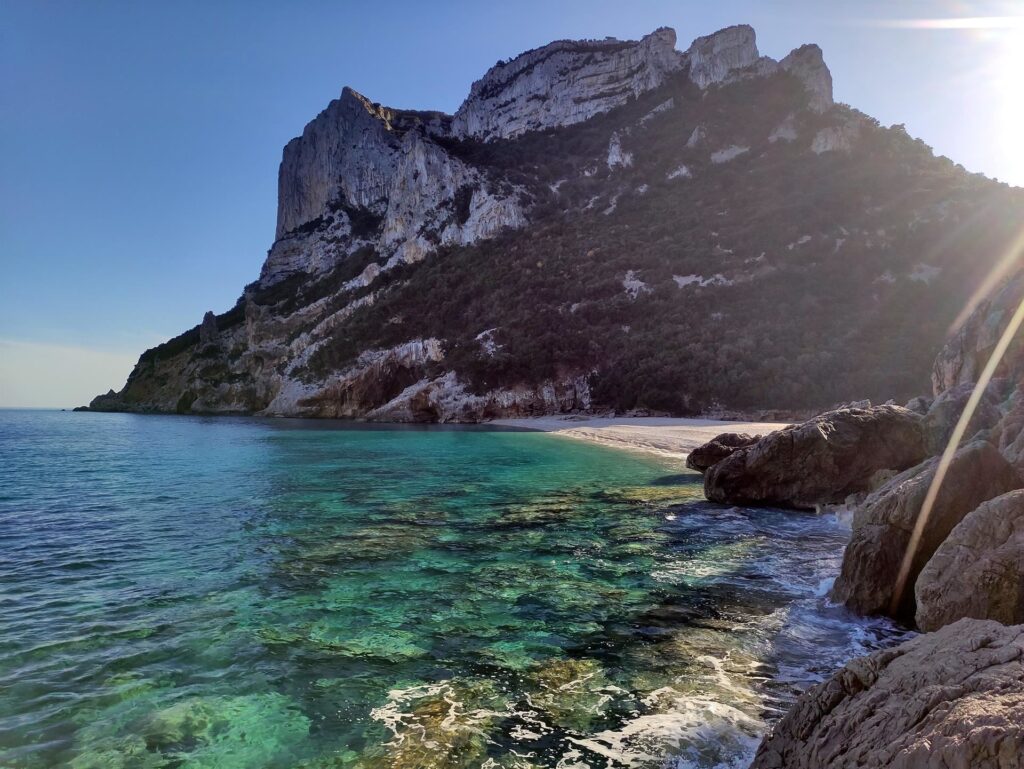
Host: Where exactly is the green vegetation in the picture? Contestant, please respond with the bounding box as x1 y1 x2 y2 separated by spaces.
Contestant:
294 72 1021 413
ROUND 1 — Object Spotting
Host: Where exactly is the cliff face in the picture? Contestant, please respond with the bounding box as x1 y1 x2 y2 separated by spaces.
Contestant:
89 24 1024 421
450 28 685 141
267 88 523 283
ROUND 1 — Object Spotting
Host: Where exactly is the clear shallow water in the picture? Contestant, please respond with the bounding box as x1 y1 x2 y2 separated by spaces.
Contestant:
0 410 906 769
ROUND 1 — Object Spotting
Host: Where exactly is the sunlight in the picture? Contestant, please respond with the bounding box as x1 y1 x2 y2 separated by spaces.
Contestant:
993 26 1024 186
876 9 1024 186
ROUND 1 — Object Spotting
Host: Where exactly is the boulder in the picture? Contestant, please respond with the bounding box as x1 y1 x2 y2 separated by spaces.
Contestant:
903 395 932 415
750 619 1024 769
684 432 760 472
991 390 1024 475
916 489 1024 631
703 406 927 509
831 440 1020 620
922 380 1003 454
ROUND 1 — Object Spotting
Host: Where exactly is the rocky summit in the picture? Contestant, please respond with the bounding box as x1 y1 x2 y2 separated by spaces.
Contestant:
87 24 1024 420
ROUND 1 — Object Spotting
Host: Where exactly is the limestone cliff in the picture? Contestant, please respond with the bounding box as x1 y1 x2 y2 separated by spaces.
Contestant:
451 28 684 141
86 23 1024 421
266 87 522 284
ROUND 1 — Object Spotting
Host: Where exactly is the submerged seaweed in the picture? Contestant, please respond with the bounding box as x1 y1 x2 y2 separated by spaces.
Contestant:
0 413 906 769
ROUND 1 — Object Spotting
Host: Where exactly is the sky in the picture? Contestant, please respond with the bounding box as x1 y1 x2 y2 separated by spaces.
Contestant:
2 0 1023 407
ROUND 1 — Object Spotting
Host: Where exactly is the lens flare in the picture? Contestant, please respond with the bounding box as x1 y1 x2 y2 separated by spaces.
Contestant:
869 9 1024 187
890 264 1024 616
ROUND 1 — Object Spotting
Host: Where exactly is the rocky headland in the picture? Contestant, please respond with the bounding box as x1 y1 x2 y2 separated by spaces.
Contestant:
688 273 1024 767
79 21 1024 766
84 24 1024 421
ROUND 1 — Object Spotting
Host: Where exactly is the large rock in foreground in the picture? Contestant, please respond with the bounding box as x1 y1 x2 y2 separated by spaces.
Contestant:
916 489 1024 632
684 432 760 472
703 406 927 509
750 619 1024 769
832 440 1020 620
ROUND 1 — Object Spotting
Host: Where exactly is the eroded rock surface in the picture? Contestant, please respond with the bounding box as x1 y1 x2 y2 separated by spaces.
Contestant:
916 489 1024 631
779 44 833 112
88 24 1024 425
933 272 1024 394
452 28 684 141
685 432 760 473
832 440 1020 620
267 87 524 284
750 619 1024 769
922 380 1003 454
683 24 759 89
703 406 927 509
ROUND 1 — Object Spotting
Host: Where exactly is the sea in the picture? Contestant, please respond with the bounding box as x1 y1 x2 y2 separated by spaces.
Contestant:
0 409 907 769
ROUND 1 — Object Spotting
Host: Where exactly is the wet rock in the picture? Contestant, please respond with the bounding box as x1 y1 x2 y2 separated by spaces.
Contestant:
916 489 1024 631
684 432 760 473
704 406 927 509
832 440 1020 620
750 619 1024 769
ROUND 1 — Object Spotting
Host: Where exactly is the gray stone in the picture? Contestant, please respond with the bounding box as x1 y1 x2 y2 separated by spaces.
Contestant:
916 489 1024 631
832 440 1020 620
451 28 684 141
704 405 927 510
932 272 1024 395
779 44 833 112
685 432 760 473
684 25 759 89
922 380 1003 454
751 619 1024 769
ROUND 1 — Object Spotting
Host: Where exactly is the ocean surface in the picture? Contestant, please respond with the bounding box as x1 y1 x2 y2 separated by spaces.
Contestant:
0 410 906 769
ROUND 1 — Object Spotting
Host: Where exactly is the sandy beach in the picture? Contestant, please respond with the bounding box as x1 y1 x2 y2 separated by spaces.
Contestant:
489 415 791 460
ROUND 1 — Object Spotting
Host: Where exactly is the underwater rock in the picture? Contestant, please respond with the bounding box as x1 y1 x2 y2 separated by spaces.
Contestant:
144 693 309 769
361 679 507 769
528 657 616 731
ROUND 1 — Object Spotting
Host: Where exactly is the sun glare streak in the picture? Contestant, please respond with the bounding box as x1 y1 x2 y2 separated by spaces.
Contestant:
890 281 1024 616
866 8 1024 188
878 16 1024 29
949 225 1024 333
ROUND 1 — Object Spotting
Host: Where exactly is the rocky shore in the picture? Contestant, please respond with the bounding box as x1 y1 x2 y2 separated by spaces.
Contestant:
687 274 1024 767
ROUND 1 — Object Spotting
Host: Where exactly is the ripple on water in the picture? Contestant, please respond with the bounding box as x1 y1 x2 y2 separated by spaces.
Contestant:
0 411 910 768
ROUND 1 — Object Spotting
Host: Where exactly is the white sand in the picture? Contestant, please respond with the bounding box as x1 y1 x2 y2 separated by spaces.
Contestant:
489 416 791 460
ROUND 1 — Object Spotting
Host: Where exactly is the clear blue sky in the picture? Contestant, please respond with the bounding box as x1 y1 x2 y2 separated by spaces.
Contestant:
2 0 1022 406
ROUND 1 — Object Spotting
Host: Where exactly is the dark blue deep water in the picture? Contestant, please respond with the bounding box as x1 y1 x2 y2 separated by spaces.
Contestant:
0 410 903 768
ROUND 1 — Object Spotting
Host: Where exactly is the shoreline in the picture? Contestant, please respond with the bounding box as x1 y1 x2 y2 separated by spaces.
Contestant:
489 415 792 460
61 408 793 461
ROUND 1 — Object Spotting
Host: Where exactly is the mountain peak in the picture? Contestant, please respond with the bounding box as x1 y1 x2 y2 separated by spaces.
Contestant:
88 21 1021 424
451 27 684 141
779 44 833 113
684 24 759 88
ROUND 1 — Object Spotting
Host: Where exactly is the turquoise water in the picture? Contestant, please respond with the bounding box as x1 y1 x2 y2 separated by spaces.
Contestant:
0 410 903 769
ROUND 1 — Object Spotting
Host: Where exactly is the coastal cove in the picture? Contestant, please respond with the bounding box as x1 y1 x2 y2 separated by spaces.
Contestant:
0 409 905 769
